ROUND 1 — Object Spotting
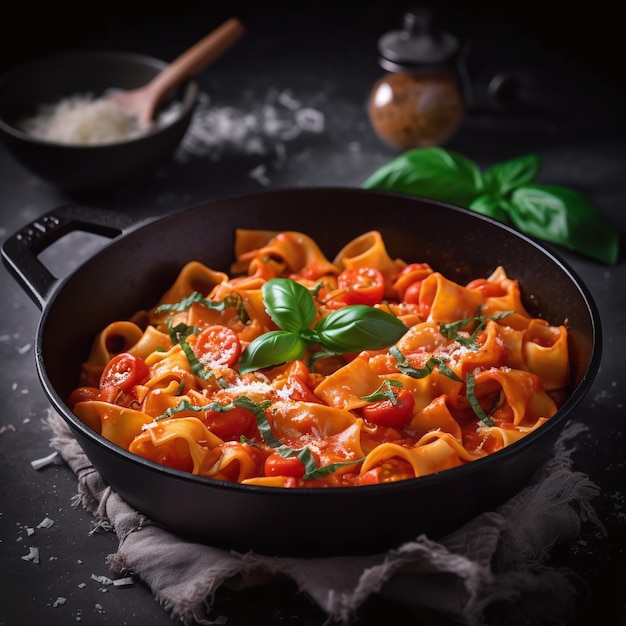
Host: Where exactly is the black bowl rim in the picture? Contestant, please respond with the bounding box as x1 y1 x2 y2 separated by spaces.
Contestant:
0 50 199 150
35 188 603 500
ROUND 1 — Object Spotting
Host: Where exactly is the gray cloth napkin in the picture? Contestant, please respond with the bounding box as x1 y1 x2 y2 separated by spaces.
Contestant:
45 410 603 626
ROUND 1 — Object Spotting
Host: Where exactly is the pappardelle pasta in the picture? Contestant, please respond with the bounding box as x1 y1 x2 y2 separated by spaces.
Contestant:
68 229 571 488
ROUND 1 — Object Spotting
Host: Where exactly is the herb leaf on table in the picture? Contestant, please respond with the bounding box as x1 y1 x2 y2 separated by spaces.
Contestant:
362 147 619 265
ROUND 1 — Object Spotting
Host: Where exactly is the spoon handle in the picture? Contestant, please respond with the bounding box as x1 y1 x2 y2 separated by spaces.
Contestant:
147 17 245 106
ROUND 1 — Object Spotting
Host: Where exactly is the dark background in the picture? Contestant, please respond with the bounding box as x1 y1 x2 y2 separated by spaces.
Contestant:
3 1 622 140
2 1 621 82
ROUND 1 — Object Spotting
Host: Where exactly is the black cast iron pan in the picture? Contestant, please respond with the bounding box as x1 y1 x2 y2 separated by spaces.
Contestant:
1 188 602 557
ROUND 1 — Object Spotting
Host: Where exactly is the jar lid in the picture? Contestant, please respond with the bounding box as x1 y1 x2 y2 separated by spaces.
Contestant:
378 7 459 72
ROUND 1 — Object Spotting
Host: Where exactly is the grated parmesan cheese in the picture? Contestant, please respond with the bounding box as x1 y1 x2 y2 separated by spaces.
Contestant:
37 516 55 529
21 546 40 563
18 94 145 146
91 574 113 585
177 89 325 163
17 92 184 146
31 451 60 470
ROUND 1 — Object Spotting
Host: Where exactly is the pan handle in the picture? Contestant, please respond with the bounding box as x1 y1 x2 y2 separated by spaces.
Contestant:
2 204 138 310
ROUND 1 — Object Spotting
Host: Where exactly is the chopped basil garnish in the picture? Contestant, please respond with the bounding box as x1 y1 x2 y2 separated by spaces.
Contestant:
156 395 362 480
155 399 204 421
390 346 462 382
439 311 512 348
168 319 200 345
361 379 403 403
180 340 213 380
233 396 282 448
155 291 249 323
466 372 496 427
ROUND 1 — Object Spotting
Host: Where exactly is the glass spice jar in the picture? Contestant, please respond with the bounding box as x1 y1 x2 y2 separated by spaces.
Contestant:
368 8 465 151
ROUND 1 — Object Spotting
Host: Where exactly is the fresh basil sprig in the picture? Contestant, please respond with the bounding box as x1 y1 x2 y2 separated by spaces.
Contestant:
238 278 407 374
363 147 619 265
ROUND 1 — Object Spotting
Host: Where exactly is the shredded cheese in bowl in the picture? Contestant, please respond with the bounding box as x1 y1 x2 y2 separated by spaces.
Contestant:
17 92 180 146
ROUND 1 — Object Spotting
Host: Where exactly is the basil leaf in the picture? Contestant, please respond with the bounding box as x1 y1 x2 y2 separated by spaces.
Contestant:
262 278 316 333
469 194 510 222
168 320 200 345
155 399 204 421
466 372 496 427
482 154 541 195
156 291 248 322
238 330 306 374
508 184 619 265
155 291 207 312
303 456 365 480
390 347 462 382
437 359 463 382
180 340 214 380
361 379 402 402
314 305 407 353
295 446 319 476
439 311 512 348
363 147 483 206
363 147 619 265
232 396 282 447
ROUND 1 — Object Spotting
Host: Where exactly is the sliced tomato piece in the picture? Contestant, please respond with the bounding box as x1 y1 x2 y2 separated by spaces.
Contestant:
193 325 242 368
357 467 384 485
264 451 306 478
394 262 432 300
361 387 415 428
466 278 507 297
67 386 101 408
99 353 150 391
100 384 141 407
402 280 423 304
337 267 385 306
357 458 415 484
203 405 259 441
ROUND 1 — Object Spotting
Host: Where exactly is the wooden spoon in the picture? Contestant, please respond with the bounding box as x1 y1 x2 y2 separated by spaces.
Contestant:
108 17 245 127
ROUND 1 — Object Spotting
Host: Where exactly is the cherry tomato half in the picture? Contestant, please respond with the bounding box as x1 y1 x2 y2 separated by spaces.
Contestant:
357 458 416 484
264 451 306 479
193 325 242 368
67 386 101 408
361 387 415 428
203 405 259 441
337 267 385 306
394 263 432 299
402 280 423 305
466 278 507 298
99 353 150 391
